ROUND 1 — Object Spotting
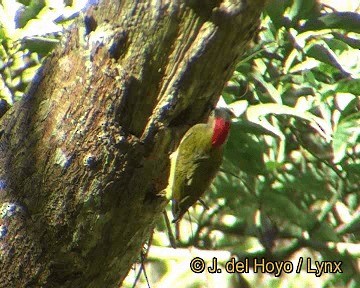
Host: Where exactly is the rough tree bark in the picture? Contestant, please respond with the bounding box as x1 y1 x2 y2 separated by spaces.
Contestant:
0 0 265 287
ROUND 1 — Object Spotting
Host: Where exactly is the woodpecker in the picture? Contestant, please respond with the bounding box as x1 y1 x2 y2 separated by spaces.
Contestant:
166 107 232 223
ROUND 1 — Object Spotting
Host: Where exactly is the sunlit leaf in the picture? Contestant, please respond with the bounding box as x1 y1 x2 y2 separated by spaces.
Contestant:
15 0 46 29
245 103 332 141
332 113 360 163
305 41 351 76
301 12 360 33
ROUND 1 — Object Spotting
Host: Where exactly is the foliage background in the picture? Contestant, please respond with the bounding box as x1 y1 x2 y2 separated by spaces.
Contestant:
0 0 359 287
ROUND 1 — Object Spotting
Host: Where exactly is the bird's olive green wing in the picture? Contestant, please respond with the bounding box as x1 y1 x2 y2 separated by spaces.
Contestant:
169 123 212 201
169 124 223 221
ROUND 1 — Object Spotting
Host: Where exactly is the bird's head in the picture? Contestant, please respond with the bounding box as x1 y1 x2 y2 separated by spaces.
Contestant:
210 107 233 148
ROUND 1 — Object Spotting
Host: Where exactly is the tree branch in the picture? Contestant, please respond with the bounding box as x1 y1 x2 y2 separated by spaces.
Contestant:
0 0 265 286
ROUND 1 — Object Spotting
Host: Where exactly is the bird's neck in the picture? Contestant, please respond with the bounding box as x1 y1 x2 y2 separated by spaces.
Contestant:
211 117 230 148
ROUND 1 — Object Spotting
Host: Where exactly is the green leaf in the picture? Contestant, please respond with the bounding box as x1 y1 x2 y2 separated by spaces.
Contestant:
287 0 320 22
21 36 59 55
301 12 360 33
332 32 360 50
265 0 288 29
223 124 266 175
17 0 31 5
311 222 339 242
245 103 332 141
343 163 360 175
305 42 351 76
324 38 353 53
15 0 46 28
0 26 6 40
332 113 360 163
251 71 283 104
289 57 321 73
280 168 330 200
228 100 248 117
335 93 357 121
262 191 311 229
336 79 360 95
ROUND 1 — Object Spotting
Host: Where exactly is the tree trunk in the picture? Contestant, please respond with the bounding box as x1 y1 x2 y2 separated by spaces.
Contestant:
0 0 265 287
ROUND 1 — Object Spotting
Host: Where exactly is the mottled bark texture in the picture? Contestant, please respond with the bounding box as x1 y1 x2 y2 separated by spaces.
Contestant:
0 0 264 287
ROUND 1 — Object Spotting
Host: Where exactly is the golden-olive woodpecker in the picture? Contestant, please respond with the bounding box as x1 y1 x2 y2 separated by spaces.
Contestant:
166 107 232 223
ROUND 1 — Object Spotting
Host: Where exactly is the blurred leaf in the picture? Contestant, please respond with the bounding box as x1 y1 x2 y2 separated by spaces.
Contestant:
264 0 288 29
324 38 353 53
332 33 360 50
332 113 360 163
336 79 360 95
305 41 352 76
17 0 31 5
252 70 283 103
64 0 73 6
343 163 360 175
311 222 339 242
335 93 357 121
245 103 332 141
262 191 311 229
280 167 330 200
15 0 46 28
228 100 248 117
289 57 321 73
287 0 319 22
223 124 266 175
21 36 59 55
301 12 360 33
0 25 6 40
